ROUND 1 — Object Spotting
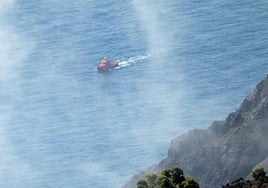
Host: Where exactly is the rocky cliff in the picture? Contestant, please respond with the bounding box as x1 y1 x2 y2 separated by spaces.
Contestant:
124 76 268 188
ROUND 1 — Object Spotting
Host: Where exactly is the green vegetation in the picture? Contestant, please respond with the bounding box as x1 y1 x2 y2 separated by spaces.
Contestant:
137 179 149 188
137 166 268 188
136 167 199 188
251 166 267 181
181 178 200 188
222 167 268 188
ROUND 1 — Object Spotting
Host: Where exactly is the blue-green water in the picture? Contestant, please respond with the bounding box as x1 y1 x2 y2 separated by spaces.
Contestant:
0 1 267 187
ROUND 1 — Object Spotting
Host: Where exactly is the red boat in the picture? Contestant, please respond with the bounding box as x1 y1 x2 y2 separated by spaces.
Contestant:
96 57 119 72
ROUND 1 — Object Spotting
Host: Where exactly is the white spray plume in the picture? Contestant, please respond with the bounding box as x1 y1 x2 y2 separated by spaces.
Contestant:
0 0 15 9
129 1 188 167
0 1 40 187
131 1 172 54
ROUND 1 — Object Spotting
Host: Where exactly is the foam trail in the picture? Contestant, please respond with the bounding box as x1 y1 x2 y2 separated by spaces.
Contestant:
115 54 151 69
115 49 168 69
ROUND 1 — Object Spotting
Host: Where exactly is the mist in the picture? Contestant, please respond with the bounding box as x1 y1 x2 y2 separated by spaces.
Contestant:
130 0 187 139
0 0 40 187
1 1 267 188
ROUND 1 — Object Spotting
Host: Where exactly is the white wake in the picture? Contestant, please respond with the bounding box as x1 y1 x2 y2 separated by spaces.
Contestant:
115 48 169 70
115 54 152 69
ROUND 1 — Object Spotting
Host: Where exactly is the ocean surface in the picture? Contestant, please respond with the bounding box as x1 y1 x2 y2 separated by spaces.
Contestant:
0 1 268 188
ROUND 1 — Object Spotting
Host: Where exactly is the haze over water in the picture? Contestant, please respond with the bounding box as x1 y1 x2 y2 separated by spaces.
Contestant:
0 1 268 187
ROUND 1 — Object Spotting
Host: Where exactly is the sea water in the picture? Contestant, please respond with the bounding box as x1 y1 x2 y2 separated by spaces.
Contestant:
0 0 267 187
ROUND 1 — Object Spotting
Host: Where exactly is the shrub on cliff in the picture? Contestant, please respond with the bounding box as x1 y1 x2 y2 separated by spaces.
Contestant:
222 166 268 188
136 166 199 188
161 166 185 185
181 178 200 188
137 179 149 188
251 167 266 181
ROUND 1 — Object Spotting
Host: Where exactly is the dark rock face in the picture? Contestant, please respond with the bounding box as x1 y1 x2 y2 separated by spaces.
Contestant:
123 77 268 188
225 78 268 129
222 177 268 188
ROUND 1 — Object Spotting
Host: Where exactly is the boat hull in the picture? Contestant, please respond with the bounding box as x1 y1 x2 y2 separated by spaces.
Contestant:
97 61 119 72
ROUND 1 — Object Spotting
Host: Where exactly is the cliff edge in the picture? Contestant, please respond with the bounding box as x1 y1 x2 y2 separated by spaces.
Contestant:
124 76 268 188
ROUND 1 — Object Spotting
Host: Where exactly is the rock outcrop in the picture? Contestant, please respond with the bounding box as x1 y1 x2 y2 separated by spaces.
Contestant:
222 177 268 188
124 77 268 188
